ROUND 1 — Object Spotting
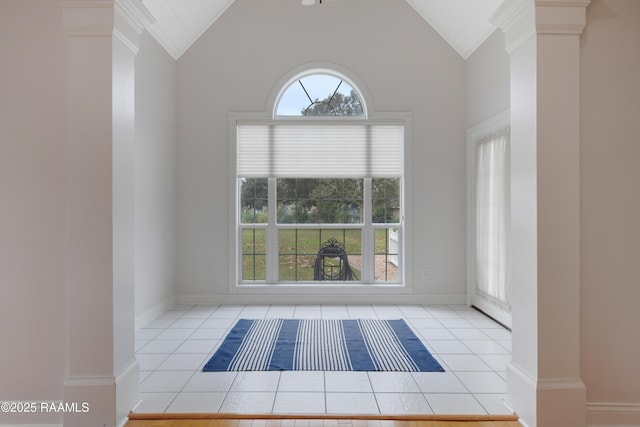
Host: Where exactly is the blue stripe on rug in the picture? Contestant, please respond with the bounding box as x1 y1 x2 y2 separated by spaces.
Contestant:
343 319 375 371
204 318 254 371
268 319 299 370
203 318 444 372
387 319 445 372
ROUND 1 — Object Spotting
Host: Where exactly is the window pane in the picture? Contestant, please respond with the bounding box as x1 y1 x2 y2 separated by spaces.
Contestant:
241 228 266 281
372 178 400 223
278 229 319 281
475 132 509 305
374 228 399 282
322 228 362 254
278 228 361 282
277 178 363 224
276 74 364 117
240 178 268 224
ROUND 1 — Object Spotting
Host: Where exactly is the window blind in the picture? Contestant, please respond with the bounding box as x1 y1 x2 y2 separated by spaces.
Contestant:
237 124 403 178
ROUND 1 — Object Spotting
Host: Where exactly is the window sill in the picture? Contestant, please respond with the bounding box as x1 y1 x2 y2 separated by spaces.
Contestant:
231 283 411 296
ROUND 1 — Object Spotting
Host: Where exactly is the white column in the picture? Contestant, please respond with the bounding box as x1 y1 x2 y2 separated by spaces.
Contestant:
492 1 589 426
60 1 150 425
493 2 540 423
535 2 588 426
112 1 152 424
60 2 117 425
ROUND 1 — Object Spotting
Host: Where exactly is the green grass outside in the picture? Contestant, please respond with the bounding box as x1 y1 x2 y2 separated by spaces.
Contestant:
241 227 394 281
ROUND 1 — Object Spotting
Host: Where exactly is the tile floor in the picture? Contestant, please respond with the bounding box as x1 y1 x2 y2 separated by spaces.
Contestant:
134 304 512 415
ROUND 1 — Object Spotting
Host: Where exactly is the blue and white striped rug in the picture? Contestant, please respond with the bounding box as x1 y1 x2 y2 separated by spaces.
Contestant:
203 319 444 372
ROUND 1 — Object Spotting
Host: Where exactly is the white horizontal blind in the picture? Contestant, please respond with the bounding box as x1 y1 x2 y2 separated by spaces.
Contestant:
237 124 403 178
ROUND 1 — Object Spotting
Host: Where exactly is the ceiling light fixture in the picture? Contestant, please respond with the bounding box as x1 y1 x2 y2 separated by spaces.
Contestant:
302 0 334 5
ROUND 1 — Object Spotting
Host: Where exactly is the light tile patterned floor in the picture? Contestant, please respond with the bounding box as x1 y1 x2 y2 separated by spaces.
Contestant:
134 304 512 415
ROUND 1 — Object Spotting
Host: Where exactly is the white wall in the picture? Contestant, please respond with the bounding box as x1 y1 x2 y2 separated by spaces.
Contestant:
134 32 178 326
464 30 510 325
465 31 510 129
175 0 467 303
0 1 66 424
581 0 640 423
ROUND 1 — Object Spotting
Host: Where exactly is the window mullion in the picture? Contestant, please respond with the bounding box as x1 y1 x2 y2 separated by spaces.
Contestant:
266 177 278 283
362 178 374 283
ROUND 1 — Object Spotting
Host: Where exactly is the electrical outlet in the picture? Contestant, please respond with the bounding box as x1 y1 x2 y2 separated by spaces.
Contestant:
421 268 428 278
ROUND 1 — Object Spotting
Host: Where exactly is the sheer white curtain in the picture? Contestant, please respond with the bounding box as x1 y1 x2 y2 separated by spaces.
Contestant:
475 131 509 307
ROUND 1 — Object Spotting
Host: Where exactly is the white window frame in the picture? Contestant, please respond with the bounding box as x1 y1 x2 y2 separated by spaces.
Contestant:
228 112 412 296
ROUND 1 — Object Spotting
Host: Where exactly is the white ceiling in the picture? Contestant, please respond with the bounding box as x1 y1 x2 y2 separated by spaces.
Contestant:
138 0 506 60
406 0 506 59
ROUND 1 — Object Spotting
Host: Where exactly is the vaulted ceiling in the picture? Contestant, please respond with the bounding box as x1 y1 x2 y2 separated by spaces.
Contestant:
138 0 506 60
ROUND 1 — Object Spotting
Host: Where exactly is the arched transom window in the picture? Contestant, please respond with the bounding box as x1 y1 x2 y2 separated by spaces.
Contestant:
276 72 365 117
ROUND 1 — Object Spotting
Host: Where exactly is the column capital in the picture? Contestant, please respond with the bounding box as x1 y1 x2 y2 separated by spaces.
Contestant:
492 0 590 52
536 0 591 35
59 1 114 37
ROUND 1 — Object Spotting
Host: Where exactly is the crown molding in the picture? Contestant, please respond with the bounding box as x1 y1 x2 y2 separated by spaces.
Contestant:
535 0 590 35
113 0 156 55
142 26 181 60
115 0 156 31
491 0 535 54
113 27 139 55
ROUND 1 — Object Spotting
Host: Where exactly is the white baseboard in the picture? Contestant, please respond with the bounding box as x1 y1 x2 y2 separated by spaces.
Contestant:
506 362 538 426
63 375 115 427
176 293 466 306
0 425 62 427
19 365 138 427
115 358 139 427
536 377 587 427
135 295 177 329
506 363 589 427
587 402 640 427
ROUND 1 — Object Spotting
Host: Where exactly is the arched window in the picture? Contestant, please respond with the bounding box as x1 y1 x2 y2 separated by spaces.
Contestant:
233 65 407 289
276 73 365 117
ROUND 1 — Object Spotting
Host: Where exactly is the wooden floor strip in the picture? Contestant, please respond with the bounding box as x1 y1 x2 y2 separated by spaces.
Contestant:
125 413 521 427
128 414 519 421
